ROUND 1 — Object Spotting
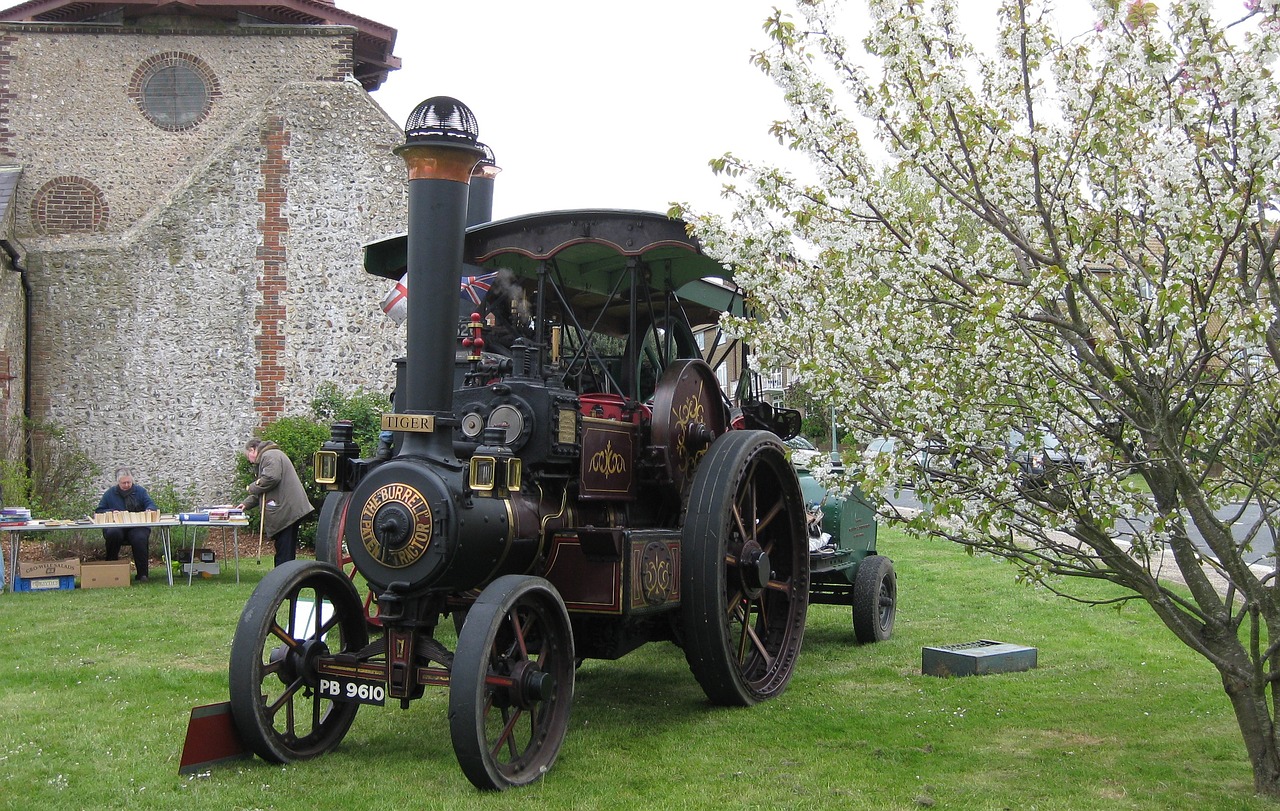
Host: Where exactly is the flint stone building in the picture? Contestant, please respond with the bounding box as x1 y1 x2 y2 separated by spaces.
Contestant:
0 0 410 504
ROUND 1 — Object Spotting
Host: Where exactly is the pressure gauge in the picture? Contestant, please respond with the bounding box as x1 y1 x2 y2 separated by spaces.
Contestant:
488 404 525 445
460 411 485 438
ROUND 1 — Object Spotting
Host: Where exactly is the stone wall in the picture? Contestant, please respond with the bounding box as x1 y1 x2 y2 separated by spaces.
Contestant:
0 249 22 432
28 81 406 500
1 23 358 235
0 20 410 503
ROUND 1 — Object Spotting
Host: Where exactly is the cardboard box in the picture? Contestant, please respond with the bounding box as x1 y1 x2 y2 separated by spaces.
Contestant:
80 560 131 588
14 575 75 592
18 558 80 579
176 547 216 564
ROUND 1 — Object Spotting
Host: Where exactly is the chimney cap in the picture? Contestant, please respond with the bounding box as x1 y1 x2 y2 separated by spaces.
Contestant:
403 96 480 148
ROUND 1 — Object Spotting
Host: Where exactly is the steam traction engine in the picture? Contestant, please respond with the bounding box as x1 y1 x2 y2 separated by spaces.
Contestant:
226 97 894 790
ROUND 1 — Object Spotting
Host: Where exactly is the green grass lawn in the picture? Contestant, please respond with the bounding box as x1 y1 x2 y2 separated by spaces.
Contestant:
0 529 1269 810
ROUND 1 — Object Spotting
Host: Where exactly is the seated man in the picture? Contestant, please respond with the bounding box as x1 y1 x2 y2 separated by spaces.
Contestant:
95 467 159 582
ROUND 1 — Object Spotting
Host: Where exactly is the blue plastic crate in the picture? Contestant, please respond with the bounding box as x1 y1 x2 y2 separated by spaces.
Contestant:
14 574 75 592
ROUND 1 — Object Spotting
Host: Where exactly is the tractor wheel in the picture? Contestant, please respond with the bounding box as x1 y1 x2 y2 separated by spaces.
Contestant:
852 555 897 644
680 430 809 706
315 491 381 628
228 560 369 763
449 575 575 790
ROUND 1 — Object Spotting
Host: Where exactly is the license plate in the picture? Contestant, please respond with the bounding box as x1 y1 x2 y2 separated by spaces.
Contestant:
317 676 386 706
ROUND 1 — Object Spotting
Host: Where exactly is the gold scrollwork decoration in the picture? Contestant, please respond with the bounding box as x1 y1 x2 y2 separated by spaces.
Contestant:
588 439 627 479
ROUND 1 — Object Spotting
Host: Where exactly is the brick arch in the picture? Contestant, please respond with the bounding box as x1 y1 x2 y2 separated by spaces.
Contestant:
127 51 222 132
31 176 109 235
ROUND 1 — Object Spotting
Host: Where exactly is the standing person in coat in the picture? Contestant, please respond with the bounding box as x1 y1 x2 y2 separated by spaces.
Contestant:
96 467 160 582
236 438 314 567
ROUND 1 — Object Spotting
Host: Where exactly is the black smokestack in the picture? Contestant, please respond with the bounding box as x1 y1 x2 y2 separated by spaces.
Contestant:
393 96 485 458
466 142 499 227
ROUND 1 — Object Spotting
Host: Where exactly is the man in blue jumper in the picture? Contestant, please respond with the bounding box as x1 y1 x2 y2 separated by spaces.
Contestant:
95 467 159 582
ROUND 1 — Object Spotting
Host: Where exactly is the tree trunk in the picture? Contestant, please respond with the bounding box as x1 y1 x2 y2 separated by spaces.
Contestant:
1221 672 1280 798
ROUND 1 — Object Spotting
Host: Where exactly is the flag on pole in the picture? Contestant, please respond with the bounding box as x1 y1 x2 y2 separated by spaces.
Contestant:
379 279 408 325
461 272 498 306
380 271 501 325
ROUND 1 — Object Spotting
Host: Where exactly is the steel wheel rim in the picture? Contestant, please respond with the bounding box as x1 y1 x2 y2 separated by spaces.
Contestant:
682 430 809 706
450 576 575 790
722 452 807 693
229 562 368 762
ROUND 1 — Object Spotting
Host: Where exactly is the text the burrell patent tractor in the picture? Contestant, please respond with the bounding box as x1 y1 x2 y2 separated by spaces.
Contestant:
225 97 895 790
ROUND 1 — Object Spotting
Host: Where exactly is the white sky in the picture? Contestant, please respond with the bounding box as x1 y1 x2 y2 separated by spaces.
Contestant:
342 1 1244 222
346 0 789 220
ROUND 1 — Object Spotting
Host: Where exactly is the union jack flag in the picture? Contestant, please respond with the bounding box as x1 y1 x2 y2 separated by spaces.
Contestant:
460 272 498 306
380 272 501 325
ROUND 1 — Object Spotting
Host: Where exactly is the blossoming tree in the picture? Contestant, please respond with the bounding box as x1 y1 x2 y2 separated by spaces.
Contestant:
679 0 1280 796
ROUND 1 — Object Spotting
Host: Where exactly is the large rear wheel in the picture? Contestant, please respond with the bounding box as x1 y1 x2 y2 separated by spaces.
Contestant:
228 560 369 763
681 430 809 706
448 575 575 790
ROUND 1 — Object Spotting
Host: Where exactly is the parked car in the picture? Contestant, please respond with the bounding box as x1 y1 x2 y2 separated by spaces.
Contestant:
912 439 952 483
862 436 949 484
1005 427 1092 487
861 436 899 468
783 434 823 470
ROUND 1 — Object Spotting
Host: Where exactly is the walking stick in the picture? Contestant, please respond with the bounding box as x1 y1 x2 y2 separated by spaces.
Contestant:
256 514 265 565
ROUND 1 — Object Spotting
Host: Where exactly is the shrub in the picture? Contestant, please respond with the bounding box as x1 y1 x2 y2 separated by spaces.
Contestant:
147 480 198 515
311 381 388 456
238 386 389 549
0 415 99 518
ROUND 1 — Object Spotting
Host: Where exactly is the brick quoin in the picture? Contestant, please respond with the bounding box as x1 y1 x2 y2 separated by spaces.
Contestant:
0 34 14 158
254 115 290 427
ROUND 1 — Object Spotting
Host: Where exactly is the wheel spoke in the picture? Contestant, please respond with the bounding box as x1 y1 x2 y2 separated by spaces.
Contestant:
725 585 746 616
754 496 785 540
508 609 535 660
731 500 750 543
765 577 792 595
491 705 525 761
316 602 342 637
731 598 775 667
743 619 774 668
268 620 301 648
735 603 750 661
265 677 304 718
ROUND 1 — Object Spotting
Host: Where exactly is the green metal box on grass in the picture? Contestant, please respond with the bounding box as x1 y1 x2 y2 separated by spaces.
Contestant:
922 640 1038 677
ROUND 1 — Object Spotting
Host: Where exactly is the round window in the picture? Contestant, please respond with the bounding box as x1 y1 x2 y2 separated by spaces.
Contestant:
143 64 208 129
129 53 219 132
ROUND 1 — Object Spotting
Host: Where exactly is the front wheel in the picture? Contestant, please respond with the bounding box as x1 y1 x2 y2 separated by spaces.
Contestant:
228 560 369 763
852 555 896 644
448 575 576 790
680 430 809 706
